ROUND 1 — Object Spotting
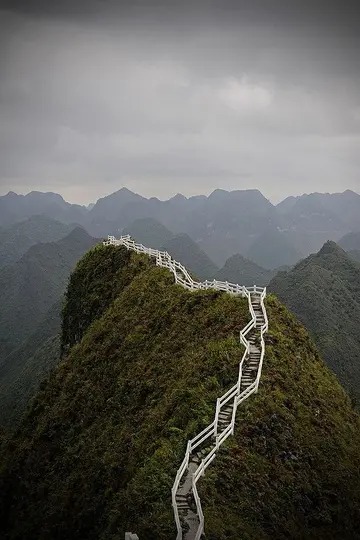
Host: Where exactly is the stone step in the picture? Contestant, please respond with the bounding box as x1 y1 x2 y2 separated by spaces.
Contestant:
222 406 233 414
177 501 190 509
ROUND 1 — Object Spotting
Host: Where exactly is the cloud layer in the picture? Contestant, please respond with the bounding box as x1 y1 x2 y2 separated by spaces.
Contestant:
0 1 359 203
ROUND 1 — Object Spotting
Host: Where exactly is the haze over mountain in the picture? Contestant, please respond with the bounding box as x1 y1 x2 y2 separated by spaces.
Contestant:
338 231 360 252
0 227 97 427
0 215 74 268
123 218 174 250
0 303 61 428
1 188 359 268
161 233 219 280
269 241 360 403
85 188 360 267
215 254 275 287
0 191 86 227
1 243 360 539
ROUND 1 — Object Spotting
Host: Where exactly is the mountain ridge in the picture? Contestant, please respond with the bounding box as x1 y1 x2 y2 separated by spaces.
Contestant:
1 244 360 539
269 240 360 403
2 186 360 270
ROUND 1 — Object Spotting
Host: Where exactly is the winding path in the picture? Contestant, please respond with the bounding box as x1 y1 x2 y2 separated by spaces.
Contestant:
104 235 268 540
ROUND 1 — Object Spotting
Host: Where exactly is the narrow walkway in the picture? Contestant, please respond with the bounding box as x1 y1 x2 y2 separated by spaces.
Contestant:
103 235 268 540
175 293 265 539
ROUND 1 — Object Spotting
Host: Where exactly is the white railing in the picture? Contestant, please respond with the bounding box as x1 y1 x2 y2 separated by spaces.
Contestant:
104 235 268 540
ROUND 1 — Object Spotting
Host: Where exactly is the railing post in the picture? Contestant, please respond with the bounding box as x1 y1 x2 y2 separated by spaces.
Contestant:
214 398 220 437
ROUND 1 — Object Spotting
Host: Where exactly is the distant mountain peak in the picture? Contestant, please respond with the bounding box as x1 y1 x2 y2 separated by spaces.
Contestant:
27 191 66 203
318 240 347 257
62 226 91 242
169 193 187 202
208 188 271 203
117 187 137 195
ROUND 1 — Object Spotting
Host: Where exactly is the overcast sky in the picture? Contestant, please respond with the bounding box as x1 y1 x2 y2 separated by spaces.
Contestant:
0 0 359 204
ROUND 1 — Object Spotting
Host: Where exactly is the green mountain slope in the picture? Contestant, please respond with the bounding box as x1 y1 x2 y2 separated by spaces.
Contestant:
215 253 275 287
0 228 97 428
0 301 61 428
123 217 174 249
1 245 360 540
0 227 96 356
338 231 360 252
246 229 303 269
0 215 74 268
161 233 218 279
348 250 360 263
269 241 360 403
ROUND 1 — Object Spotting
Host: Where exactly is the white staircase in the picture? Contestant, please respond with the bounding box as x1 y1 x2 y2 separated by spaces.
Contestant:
103 235 268 540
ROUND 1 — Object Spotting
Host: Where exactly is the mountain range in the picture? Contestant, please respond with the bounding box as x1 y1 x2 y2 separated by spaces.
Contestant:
1 187 360 428
2 187 360 267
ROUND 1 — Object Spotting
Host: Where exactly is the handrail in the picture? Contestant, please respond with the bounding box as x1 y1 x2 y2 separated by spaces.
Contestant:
104 235 268 540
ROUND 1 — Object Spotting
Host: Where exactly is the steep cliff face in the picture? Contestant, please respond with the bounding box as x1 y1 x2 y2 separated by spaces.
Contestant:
1 245 360 540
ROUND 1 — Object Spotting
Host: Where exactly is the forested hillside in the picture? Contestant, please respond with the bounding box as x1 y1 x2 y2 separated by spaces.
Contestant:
1 244 360 540
123 217 174 249
0 215 74 268
269 241 360 403
214 253 275 286
0 227 95 356
0 228 97 427
161 233 219 279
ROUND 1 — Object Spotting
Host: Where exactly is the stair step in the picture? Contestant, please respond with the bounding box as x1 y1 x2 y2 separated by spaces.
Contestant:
177 502 190 509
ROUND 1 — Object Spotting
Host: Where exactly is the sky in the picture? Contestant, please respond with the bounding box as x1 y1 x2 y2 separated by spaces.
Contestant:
0 0 359 205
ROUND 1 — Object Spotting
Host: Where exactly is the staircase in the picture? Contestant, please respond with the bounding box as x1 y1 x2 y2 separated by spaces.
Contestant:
103 235 268 540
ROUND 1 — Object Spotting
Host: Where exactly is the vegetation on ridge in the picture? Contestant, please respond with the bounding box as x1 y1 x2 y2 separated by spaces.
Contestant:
0 228 97 428
0 245 360 540
269 240 360 404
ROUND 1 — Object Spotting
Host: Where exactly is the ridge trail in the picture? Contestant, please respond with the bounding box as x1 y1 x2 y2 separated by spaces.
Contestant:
104 235 268 540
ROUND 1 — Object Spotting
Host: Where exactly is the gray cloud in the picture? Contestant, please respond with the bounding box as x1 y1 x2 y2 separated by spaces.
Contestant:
0 1 359 204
